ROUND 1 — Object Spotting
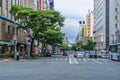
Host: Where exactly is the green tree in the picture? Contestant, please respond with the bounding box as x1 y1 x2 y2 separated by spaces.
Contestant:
61 43 70 51
10 5 65 57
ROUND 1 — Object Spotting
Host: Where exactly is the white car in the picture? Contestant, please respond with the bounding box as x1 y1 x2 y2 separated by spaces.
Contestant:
100 50 109 58
75 51 84 58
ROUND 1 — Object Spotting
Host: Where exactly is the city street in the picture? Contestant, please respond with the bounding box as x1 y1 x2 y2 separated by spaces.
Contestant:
0 54 120 80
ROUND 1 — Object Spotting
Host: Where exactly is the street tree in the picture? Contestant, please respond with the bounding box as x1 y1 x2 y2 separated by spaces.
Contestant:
10 5 65 57
38 29 64 55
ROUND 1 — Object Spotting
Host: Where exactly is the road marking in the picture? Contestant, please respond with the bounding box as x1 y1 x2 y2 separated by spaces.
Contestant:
64 58 68 60
60 58 63 60
47 59 49 60
69 54 78 64
83 58 87 62
55 58 58 60
51 59 54 60
92 59 103 64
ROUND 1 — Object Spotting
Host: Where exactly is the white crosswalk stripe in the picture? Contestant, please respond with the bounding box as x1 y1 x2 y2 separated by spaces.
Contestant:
76 58 112 64
45 58 68 61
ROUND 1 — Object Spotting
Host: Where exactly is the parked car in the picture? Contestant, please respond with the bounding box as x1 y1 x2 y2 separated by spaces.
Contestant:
46 52 52 57
74 51 84 58
100 50 109 58
89 50 97 58
63 51 68 56
109 52 120 61
84 51 90 57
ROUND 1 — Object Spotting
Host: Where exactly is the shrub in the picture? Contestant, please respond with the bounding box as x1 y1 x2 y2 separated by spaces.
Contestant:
0 54 12 58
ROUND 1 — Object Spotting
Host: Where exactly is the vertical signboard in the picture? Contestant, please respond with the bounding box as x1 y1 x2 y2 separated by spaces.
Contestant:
49 0 54 10
40 0 43 10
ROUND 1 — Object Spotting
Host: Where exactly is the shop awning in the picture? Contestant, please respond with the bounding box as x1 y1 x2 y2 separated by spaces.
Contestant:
0 41 11 45
0 15 23 27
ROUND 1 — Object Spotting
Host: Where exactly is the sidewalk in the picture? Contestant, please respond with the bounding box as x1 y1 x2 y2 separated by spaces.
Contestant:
0 58 14 62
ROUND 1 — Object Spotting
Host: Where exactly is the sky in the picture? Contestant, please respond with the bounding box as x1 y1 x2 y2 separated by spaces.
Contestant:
54 0 93 43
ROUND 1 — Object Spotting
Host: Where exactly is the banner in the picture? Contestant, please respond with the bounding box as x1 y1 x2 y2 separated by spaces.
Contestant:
49 0 54 7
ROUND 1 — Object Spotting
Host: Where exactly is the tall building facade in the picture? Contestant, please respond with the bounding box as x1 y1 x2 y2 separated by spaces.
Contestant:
86 11 94 37
24 0 38 10
94 0 120 51
0 0 36 54
38 0 54 10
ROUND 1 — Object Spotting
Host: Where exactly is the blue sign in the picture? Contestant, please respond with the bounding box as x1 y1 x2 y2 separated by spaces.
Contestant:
49 0 54 7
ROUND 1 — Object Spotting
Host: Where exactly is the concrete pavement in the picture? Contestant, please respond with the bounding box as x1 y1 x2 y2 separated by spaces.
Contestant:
0 54 120 80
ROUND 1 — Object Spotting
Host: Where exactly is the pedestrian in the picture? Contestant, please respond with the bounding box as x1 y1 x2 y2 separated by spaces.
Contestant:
16 51 20 60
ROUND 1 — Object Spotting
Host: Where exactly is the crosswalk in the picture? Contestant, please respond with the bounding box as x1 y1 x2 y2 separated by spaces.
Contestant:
0 58 112 64
45 58 112 63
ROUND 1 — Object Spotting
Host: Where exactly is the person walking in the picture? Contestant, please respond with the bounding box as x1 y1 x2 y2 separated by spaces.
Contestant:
16 51 20 60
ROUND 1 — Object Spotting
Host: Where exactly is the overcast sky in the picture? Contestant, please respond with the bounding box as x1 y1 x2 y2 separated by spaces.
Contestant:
54 0 93 43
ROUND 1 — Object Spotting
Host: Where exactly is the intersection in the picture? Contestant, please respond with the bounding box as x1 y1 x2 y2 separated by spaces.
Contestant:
0 54 120 80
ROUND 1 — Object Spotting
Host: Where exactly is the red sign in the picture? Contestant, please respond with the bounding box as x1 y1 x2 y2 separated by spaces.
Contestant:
40 0 43 10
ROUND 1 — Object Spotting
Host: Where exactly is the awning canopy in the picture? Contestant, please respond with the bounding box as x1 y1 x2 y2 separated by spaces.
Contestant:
0 15 23 27
0 41 11 45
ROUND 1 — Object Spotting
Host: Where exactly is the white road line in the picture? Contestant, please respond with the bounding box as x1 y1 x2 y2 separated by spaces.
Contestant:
69 54 78 64
55 58 58 60
60 58 63 60
83 58 87 62
64 58 68 60
47 59 50 60
51 59 54 60
92 59 103 64
69 55 72 64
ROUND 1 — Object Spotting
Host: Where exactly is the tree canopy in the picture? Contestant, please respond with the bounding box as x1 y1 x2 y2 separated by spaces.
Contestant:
10 5 65 56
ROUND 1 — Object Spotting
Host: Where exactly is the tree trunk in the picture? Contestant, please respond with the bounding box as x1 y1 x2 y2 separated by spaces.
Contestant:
30 38 34 57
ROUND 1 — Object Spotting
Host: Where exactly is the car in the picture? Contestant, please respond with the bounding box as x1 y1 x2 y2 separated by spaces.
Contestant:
89 50 97 58
109 52 120 61
46 52 52 57
63 51 68 56
84 51 90 57
74 51 84 58
100 50 109 58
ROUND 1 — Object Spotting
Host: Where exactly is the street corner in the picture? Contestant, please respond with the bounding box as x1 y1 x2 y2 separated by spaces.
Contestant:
0 58 14 62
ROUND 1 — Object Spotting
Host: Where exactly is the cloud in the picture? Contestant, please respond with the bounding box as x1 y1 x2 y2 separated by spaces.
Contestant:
54 0 93 43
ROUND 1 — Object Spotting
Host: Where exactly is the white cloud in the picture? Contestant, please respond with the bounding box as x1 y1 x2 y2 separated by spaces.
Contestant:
54 0 93 43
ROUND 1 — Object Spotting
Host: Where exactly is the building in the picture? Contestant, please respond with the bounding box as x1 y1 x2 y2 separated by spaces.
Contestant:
94 0 120 51
86 11 94 37
38 0 54 10
24 0 38 10
63 37 70 45
0 0 36 54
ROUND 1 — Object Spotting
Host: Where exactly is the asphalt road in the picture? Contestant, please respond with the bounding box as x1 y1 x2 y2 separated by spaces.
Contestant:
0 54 120 80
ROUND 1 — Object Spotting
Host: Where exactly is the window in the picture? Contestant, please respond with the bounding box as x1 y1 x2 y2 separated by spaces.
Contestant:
115 8 118 12
115 24 117 28
115 16 117 20
8 25 10 33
